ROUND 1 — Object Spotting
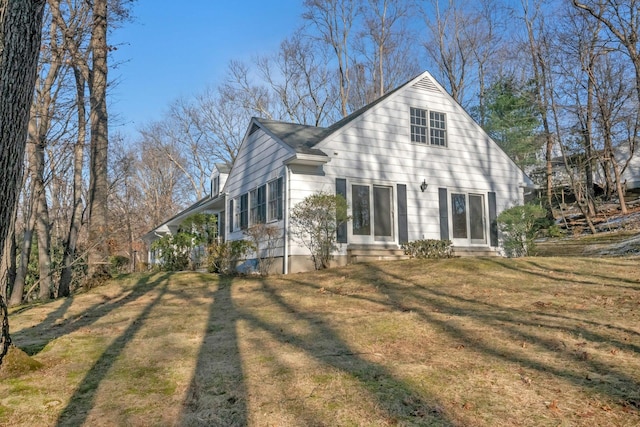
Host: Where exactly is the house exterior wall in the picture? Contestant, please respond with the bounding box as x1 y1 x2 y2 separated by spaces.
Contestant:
311 75 528 254
157 72 533 275
223 127 291 268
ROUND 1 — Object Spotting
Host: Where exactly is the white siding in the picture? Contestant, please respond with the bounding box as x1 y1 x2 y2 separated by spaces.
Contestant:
315 73 530 244
225 127 291 257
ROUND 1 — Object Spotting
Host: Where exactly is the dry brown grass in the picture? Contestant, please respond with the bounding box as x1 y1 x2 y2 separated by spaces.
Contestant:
1 257 639 426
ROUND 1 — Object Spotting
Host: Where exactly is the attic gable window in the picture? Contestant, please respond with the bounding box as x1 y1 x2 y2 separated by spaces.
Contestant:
410 107 427 143
410 107 447 147
430 111 447 146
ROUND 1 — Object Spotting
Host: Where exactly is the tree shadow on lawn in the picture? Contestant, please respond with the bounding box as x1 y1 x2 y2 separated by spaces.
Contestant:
179 273 455 426
55 274 172 427
11 273 171 356
488 257 640 291
359 262 640 413
180 275 248 427
245 277 454 425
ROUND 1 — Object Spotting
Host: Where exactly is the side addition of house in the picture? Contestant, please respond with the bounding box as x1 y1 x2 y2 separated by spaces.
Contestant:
144 71 535 273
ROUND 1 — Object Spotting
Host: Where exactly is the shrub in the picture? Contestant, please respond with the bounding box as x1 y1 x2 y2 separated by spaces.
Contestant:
109 255 130 275
150 233 192 271
290 192 350 270
401 239 453 259
497 203 547 257
244 224 281 275
207 240 253 274
150 213 217 271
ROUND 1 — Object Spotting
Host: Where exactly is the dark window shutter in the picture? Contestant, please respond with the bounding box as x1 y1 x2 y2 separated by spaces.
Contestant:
240 194 248 229
259 185 266 223
336 178 347 243
277 177 283 220
438 188 449 240
228 199 234 232
397 184 408 244
488 191 498 247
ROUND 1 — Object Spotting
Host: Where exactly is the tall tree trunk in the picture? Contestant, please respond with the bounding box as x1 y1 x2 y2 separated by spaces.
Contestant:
604 132 628 214
9 184 37 306
0 216 16 301
87 0 110 280
583 77 596 216
34 157 52 301
523 1 554 213
0 0 46 365
59 66 87 297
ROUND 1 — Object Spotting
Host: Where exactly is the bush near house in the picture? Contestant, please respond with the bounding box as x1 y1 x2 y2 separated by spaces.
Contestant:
401 239 452 259
290 192 350 270
206 240 253 275
497 203 547 257
244 223 281 275
151 213 217 271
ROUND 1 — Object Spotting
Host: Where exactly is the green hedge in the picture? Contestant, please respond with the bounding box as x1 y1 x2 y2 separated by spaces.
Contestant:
401 239 453 259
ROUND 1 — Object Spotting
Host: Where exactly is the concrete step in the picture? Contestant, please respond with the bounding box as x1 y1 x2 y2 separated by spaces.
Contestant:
347 244 409 263
452 246 500 257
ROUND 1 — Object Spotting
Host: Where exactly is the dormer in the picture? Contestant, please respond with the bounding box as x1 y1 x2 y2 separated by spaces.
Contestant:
210 163 231 199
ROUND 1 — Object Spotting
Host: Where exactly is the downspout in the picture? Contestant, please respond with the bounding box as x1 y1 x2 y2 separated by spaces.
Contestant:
283 166 291 274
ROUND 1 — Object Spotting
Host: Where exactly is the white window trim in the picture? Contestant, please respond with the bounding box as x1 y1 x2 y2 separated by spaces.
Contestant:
410 107 447 147
267 178 282 223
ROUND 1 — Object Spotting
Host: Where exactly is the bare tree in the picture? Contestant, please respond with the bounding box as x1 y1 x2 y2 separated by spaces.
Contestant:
573 0 640 106
304 0 361 117
58 65 88 297
132 132 192 226
0 0 46 365
421 1 476 105
520 0 557 212
348 0 419 109
256 31 337 126
86 0 110 280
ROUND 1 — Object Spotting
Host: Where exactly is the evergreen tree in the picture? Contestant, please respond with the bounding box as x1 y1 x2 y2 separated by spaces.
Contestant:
483 77 541 169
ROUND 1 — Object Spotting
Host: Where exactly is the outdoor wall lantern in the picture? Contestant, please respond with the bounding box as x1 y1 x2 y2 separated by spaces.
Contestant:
420 179 428 192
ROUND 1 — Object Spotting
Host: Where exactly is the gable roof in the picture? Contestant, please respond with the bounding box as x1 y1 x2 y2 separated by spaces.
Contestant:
252 71 428 154
255 119 329 156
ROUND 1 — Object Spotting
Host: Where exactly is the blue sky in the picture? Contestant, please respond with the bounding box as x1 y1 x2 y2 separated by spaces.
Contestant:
110 1 304 137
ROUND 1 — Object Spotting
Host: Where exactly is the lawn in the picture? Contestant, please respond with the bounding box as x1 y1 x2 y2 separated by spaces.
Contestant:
1 257 639 426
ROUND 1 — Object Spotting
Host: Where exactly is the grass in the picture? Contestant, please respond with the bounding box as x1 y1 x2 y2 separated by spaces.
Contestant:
1 257 639 426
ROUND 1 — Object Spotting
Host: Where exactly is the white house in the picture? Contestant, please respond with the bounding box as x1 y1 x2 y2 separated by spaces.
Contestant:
144 71 535 273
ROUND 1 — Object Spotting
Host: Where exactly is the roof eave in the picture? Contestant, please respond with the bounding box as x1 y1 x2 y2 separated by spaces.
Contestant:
284 153 330 166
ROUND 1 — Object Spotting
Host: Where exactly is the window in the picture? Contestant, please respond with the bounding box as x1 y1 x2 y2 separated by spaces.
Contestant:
268 177 283 221
430 111 446 146
352 185 371 236
410 107 427 143
212 176 219 197
232 194 249 231
410 107 447 147
250 185 266 224
233 197 240 231
351 184 393 241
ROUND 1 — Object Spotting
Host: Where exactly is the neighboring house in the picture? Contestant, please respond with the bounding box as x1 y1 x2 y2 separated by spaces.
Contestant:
144 71 535 273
